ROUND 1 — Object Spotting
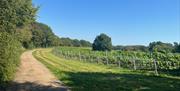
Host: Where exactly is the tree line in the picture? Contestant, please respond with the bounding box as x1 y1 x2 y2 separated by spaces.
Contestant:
12 21 92 49
92 33 180 54
60 37 92 47
113 41 180 53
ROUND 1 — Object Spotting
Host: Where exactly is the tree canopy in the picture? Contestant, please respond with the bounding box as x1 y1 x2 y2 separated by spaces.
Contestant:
60 37 92 47
0 0 37 33
113 41 180 53
149 41 174 53
92 33 112 51
113 45 148 52
30 22 61 48
173 42 180 53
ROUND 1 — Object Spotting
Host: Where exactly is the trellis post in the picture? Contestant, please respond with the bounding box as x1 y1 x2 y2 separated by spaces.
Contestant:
154 59 158 76
97 57 100 64
118 60 121 68
133 59 136 70
79 52 81 61
105 51 108 65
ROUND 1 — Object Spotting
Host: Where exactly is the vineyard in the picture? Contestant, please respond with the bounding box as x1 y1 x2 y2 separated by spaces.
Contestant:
33 48 180 91
52 47 180 75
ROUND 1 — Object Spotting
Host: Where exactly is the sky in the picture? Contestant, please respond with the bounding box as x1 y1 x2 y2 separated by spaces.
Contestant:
32 0 180 46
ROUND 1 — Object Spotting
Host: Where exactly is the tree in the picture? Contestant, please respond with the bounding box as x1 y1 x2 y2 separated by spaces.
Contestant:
60 37 73 46
149 41 174 53
0 0 37 33
92 33 112 51
113 45 148 52
72 39 81 47
0 32 21 87
15 26 33 48
49 35 61 46
31 22 61 48
177 45 180 53
174 42 180 53
0 0 37 49
80 40 92 47
60 38 92 47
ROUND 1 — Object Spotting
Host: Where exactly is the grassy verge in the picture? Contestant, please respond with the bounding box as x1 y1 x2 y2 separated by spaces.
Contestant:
33 48 180 91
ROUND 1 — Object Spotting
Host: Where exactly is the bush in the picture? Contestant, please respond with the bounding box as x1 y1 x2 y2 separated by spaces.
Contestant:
0 32 21 88
92 33 112 51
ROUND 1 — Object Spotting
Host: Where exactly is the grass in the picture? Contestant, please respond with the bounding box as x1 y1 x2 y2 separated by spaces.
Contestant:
33 48 180 91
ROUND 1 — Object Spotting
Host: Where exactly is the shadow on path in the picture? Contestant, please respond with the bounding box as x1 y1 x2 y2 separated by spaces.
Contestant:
5 82 69 91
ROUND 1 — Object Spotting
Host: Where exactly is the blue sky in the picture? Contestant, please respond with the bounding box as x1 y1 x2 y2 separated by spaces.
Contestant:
33 0 180 45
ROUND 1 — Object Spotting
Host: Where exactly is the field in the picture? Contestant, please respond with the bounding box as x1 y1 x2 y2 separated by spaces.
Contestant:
33 48 180 91
52 47 180 75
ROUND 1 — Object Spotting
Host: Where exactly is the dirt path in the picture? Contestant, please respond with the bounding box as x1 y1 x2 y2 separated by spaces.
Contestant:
7 50 69 91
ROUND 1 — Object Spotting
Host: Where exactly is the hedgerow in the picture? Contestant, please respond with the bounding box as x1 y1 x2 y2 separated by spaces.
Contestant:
0 32 21 88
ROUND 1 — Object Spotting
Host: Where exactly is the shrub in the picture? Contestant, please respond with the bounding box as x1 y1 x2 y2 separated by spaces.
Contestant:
0 32 21 88
92 33 112 51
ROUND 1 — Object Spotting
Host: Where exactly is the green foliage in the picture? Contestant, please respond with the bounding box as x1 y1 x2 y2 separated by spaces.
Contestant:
92 33 112 51
0 0 38 49
72 39 81 47
80 40 92 47
49 35 61 46
60 38 73 46
0 32 21 87
60 37 92 47
149 41 174 53
15 26 33 48
30 22 61 48
113 45 148 52
173 42 180 53
0 0 37 33
113 41 179 54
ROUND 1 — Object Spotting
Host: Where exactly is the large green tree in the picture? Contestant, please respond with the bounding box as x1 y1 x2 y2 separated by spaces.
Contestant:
0 0 37 49
31 22 61 48
0 0 37 33
92 33 112 51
